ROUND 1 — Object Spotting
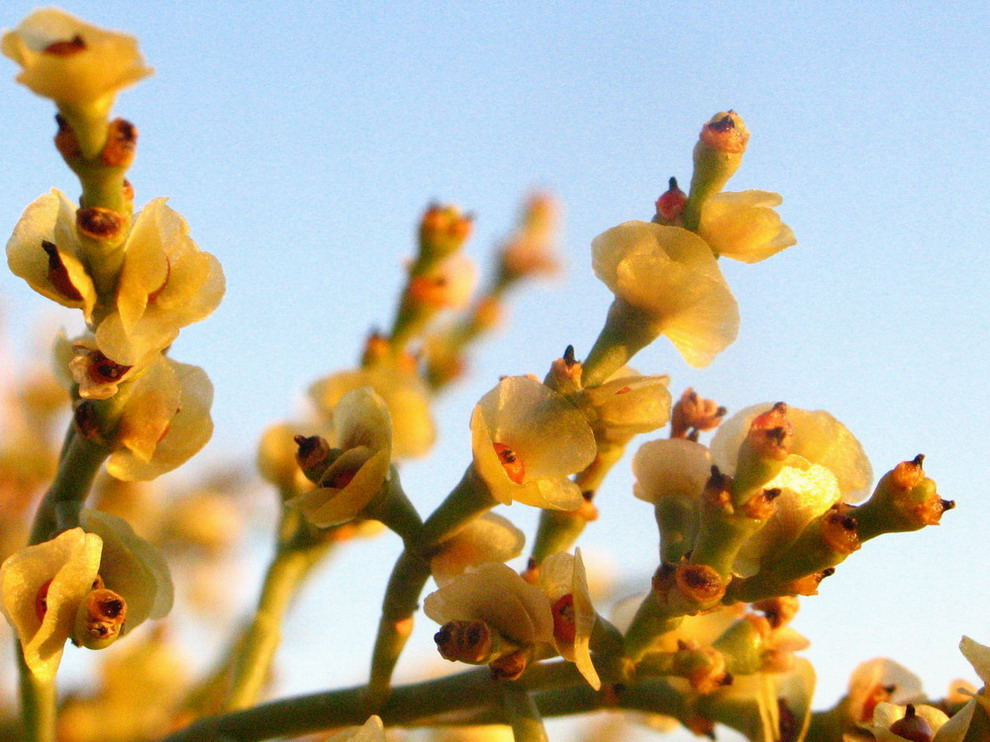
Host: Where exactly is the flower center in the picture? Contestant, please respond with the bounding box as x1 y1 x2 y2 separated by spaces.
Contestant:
551 593 576 644
493 442 525 484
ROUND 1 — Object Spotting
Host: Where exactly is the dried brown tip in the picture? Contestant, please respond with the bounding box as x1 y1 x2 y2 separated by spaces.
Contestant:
77 207 125 241
822 505 861 555
434 620 492 664
790 567 835 596
675 564 727 605
489 650 528 681
563 344 577 366
54 114 81 159
44 34 86 56
101 119 138 168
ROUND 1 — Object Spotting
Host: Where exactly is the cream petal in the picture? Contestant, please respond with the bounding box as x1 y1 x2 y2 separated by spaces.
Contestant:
632 438 712 504
0 528 103 681
79 510 173 629
430 514 525 587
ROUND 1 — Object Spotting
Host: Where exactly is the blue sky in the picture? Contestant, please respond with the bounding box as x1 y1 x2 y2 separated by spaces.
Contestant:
1 3 988 739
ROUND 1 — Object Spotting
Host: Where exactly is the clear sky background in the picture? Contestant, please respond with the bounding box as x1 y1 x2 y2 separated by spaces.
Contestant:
1 3 988 740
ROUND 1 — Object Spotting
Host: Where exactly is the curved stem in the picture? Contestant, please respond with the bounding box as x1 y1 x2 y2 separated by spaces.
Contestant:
29 429 109 546
499 681 548 742
224 547 322 710
17 650 56 742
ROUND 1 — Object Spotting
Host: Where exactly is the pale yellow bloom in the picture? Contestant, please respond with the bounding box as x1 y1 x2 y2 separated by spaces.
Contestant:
846 658 924 725
424 562 553 648
470 376 595 510
711 403 872 500
311 364 434 459
0 528 102 680
95 198 225 366
430 513 525 587
538 550 601 690
591 221 738 368
2 9 152 155
106 356 214 481
6 189 97 320
576 368 672 445
864 702 948 741
290 388 393 527
78 510 173 633
698 190 796 263
632 438 713 505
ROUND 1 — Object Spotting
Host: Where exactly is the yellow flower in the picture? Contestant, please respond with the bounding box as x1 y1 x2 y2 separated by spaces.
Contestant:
0 528 102 680
310 363 434 459
95 198 225 366
430 513 525 587
632 438 713 505
576 367 671 445
711 403 872 576
470 376 595 510
2 9 152 156
591 221 738 368
424 563 554 649
864 702 949 741
698 190 796 263
538 549 600 690
106 355 214 481
846 657 924 725
6 189 97 320
289 388 393 527
78 510 173 634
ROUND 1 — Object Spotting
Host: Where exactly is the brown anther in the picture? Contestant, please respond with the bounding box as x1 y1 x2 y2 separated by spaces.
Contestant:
551 594 576 644
87 351 132 385
493 442 525 484
562 344 577 366
909 496 952 527
41 240 83 301
888 704 933 742
100 118 138 168
294 435 331 479
78 588 127 643
753 596 800 629
675 564 726 604
489 650 527 681
35 579 53 622
77 207 125 241
746 403 794 461
822 505 861 555
44 34 86 56
670 388 725 438
434 619 492 664
122 179 135 202
790 567 835 596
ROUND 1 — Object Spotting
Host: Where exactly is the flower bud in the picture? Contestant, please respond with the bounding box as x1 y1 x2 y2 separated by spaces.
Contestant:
72 587 126 649
732 403 793 504
434 619 495 664
654 177 687 226
419 203 473 263
683 111 750 231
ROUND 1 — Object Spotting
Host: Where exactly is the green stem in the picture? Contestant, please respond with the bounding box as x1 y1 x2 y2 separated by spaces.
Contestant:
415 466 497 551
581 299 658 389
17 650 56 742
499 681 549 742
29 429 109 546
224 546 321 710
366 549 432 709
